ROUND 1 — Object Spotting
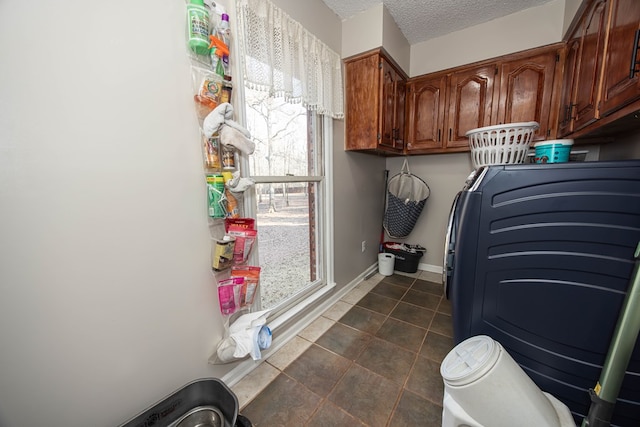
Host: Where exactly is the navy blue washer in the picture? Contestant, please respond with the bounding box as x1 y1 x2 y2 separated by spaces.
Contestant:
447 160 640 426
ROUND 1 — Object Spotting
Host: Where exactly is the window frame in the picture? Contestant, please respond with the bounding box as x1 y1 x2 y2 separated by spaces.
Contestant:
237 99 335 324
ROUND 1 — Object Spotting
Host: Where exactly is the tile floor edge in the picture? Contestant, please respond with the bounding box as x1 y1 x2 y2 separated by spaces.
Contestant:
221 263 380 387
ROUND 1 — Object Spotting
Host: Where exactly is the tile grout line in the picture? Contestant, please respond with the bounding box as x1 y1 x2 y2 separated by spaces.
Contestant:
242 272 450 425
239 275 383 420
298 274 415 426
381 275 418 427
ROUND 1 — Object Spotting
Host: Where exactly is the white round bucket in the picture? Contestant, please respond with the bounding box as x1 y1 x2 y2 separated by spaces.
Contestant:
378 253 395 276
440 335 574 427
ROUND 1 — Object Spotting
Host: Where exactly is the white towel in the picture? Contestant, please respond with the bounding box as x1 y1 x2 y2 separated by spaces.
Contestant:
203 103 251 139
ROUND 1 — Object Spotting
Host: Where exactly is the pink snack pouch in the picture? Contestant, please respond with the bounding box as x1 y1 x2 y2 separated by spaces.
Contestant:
217 277 244 315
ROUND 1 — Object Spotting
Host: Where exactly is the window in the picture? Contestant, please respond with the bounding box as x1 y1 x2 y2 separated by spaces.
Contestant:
236 0 342 320
243 89 330 312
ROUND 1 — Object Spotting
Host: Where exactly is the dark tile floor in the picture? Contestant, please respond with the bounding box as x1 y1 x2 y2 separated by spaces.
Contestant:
239 273 454 426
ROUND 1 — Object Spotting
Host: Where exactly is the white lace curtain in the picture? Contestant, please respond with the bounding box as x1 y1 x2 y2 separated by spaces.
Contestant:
236 0 344 119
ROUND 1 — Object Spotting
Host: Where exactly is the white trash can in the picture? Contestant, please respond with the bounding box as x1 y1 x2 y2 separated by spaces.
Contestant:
440 335 575 427
378 253 395 276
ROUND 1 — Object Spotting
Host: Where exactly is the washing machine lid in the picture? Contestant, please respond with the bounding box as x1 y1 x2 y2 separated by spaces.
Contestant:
441 335 500 386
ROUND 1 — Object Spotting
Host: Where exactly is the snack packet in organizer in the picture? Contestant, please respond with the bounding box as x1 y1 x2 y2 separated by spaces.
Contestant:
194 77 223 119
225 217 255 233
217 277 244 315
228 227 257 264
231 266 261 307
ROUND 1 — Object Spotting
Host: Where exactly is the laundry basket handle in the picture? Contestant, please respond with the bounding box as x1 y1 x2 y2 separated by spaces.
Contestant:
401 158 410 175
399 158 415 203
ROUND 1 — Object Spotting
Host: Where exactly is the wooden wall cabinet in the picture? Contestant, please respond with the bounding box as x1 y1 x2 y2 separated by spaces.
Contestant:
405 44 562 154
447 65 497 149
405 73 447 151
558 0 610 136
559 0 640 138
405 65 497 154
495 49 562 141
344 49 407 154
599 0 640 116
344 0 640 155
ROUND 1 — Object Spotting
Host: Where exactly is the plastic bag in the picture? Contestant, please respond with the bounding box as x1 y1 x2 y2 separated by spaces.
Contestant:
213 310 272 364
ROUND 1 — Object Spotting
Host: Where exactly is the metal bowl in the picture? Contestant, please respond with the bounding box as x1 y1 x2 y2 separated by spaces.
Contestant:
174 406 223 427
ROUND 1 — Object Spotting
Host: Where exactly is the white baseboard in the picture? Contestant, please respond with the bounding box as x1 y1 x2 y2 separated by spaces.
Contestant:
419 263 443 274
220 263 378 387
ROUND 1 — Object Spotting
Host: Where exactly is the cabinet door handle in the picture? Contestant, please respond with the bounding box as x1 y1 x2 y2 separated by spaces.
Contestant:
438 129 441 142
564 103 577 123
631 29 640 79
449 128 452 140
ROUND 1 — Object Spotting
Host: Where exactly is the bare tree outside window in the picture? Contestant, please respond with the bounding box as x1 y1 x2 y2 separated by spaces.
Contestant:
244 88 322 310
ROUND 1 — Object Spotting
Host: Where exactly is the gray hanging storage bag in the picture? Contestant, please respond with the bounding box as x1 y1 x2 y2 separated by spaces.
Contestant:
383 159 430 239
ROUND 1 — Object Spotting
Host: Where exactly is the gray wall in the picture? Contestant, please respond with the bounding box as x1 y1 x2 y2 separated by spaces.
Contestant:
601 131 640 160
332 121 388 285
385 154 474 269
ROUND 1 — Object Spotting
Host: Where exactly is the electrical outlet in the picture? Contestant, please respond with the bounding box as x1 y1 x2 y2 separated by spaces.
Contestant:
361 240 366 253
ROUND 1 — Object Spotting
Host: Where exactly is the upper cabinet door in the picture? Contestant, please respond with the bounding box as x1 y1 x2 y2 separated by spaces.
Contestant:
558 40 581 136
405 74 447 151
394 77 406 150
573 0 610 130
380 60 397 149
344 49 405 153
380 60 405 150
599 0 640 116
345 53 380 151
446 65 496 148
496 49 560 141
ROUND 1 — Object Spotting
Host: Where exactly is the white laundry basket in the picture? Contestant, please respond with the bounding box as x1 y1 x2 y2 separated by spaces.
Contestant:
440 335 575 427
466 122 539 169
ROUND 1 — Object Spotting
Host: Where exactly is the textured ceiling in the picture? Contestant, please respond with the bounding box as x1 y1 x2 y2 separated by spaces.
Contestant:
321 0 554 44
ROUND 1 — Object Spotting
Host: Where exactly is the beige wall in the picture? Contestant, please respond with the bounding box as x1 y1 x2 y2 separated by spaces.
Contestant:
385 154 474 270
335 0 590 275
410 0 565 76
382 5 411 72
342 4 384 58
341 4 410 71
563 0 584 38
601 131 640 160
0 0 351 426
0 1 237 425
383 0 568 271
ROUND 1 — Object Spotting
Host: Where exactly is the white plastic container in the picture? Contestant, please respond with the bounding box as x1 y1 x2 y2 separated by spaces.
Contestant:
378 253 395 276
440 335 575 427
534 139 574 163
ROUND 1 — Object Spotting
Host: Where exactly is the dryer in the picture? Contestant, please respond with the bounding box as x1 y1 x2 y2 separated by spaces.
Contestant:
444 160 640 426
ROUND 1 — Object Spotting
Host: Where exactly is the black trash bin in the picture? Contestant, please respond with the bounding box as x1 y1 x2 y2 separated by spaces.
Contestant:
383 242 426 273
